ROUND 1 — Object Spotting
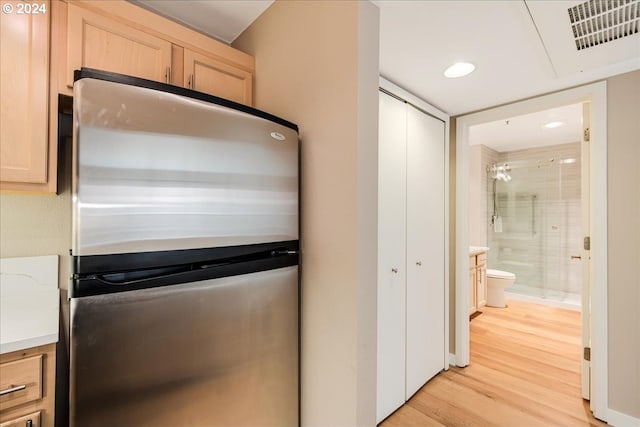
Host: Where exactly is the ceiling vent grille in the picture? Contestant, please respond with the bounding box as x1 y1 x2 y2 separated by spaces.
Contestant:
568 0 639 50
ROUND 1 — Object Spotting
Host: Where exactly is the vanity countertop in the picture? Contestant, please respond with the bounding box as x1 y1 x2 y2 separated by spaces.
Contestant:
469 246 490 256
0 255 59 354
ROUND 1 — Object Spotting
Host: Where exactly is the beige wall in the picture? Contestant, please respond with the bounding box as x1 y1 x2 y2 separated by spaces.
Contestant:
606 70 640 419
234 1 379 426
0 140 72 291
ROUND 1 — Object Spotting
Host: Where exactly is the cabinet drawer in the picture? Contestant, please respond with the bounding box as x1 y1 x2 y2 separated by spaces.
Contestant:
0 356 42 411
0 411 40 427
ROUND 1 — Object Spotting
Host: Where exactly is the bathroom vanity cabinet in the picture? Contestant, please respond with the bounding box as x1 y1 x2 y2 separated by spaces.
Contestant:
469 249 488 314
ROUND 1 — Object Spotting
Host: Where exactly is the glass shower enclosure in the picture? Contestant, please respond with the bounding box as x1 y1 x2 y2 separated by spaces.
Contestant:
486 154 582 305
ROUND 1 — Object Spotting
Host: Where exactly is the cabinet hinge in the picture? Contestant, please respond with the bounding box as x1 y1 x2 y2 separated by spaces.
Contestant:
584 127 590 142
584 347 591 361
584 236 591 251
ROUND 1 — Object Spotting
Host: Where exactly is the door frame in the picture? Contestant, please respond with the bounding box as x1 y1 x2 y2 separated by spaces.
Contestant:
454 82 608 421
380 77 451 374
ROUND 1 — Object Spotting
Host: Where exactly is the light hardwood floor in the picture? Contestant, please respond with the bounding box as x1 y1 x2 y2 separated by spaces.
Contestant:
381 300 608 427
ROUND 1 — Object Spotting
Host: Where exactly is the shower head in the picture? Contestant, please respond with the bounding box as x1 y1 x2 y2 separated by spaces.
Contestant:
488 163 512 182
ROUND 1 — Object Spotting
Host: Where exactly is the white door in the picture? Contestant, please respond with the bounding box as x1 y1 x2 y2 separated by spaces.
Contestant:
405 105 446 398
581 102 591 400
377 92 407 422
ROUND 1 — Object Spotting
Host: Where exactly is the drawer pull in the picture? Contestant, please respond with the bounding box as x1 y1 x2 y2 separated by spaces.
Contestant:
0 384 26 396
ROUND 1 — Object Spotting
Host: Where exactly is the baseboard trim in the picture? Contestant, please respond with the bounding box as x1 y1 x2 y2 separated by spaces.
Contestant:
608 408 640 427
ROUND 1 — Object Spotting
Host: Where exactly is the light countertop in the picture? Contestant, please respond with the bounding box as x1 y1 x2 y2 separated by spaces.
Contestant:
469 246 490 255
0 255 59 354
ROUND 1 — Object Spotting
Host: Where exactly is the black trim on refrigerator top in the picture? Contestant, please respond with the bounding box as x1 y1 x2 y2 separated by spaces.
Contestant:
73 68 299 133
71 240 299 298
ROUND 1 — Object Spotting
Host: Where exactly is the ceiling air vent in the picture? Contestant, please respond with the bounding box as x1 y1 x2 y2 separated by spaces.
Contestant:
568 0 640 50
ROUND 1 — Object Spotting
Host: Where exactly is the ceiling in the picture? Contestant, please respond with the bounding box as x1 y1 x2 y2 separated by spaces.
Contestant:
130 0 273 44
468 103 583 152
129 0 639 147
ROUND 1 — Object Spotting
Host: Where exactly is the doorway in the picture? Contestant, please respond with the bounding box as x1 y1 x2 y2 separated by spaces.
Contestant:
468 103 584 309
454 82 608 421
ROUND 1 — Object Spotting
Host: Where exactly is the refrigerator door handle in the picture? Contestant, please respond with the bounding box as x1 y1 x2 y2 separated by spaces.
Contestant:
93 248 298 286
271 249 299 256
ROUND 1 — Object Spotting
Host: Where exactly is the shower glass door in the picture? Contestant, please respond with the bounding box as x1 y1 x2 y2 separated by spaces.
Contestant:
487 152 581 303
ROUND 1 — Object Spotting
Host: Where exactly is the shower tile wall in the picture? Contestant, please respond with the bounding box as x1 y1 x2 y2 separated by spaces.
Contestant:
483 142 582 296
469 145 500 246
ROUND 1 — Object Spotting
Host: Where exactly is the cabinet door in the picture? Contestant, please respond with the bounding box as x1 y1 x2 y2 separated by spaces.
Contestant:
477 257 487 308
0 0 49 184
469 264 477 314
0 411 40 427
66 4 171 88
184 49 253 105
377 92 407 423
405 105 445 398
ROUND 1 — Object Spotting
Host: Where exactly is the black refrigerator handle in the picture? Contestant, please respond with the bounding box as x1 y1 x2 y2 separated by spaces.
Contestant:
72 250 299 298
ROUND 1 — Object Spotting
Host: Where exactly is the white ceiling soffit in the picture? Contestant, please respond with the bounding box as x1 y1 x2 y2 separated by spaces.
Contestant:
469 102 583 152
377 0 640 116
525 0 640 77
130 0 273 44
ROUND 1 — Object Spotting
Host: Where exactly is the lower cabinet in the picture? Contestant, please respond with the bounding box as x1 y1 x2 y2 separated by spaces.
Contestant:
0 412 40 427
477 254 487 308
377 89 446 423
469 259 477 314
470 252 488 314
0 345 55 427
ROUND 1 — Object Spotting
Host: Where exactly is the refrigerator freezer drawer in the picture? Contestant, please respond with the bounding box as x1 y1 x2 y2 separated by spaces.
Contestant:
72 77 299 256
69 266 299 427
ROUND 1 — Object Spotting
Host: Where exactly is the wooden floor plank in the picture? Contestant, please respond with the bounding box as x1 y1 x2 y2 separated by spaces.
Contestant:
380 299 608 427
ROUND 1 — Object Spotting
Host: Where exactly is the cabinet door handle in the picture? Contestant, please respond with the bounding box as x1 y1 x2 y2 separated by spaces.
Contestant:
0 384 26 396
571 255 582 260
416 261 422 266
165 66 171 84
26 419 33 427
391 268 398 274
188 74 194 89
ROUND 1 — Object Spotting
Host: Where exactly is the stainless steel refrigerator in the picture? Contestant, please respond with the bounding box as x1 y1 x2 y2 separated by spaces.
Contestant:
68 69 299 427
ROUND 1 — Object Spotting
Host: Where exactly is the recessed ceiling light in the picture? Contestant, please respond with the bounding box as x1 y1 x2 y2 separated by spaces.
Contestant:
444 62 476 78
543 121 564 129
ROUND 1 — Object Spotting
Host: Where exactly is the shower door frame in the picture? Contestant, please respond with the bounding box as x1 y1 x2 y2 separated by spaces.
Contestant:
455 82 608 421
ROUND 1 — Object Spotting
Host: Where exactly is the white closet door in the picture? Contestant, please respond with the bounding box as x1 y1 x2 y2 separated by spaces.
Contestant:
405 105 446 398
377 92 407 423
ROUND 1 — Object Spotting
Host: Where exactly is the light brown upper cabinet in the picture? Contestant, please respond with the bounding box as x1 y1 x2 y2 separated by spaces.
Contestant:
66 4 172 88
2 0 254 193
64 1 253 105
184 49 253 105
0 0 50 188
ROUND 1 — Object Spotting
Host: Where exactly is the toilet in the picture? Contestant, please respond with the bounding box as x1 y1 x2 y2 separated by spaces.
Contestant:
486 269 516 308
